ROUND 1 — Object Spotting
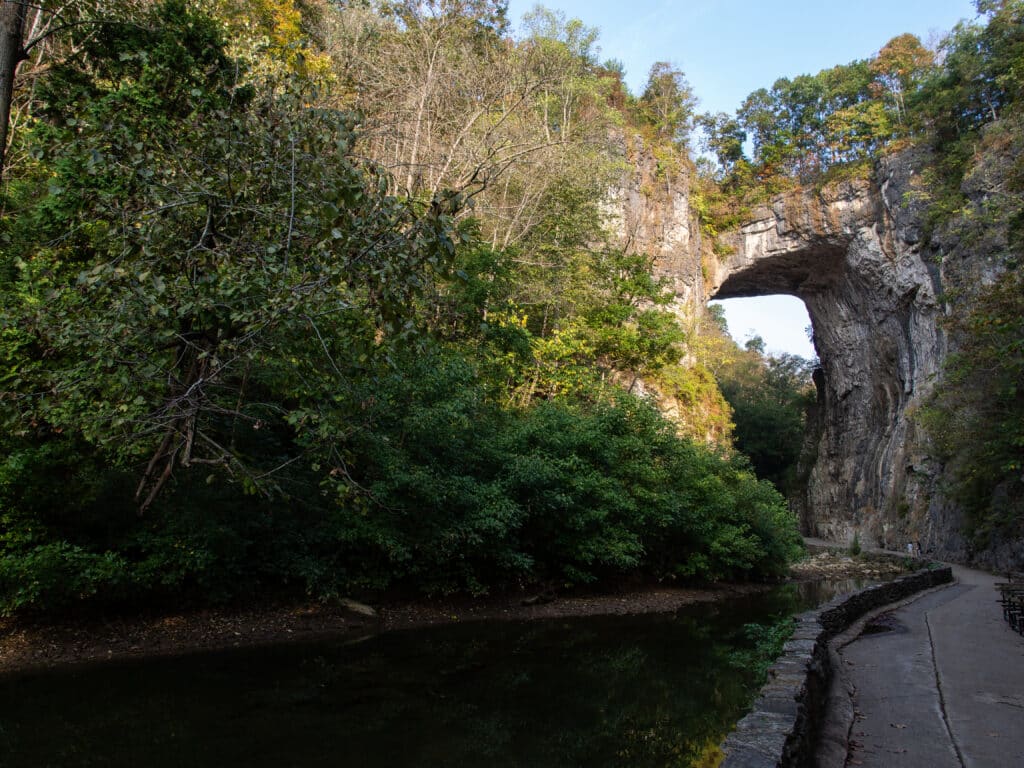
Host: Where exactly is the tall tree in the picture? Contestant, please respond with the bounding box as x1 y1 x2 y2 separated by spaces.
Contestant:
2 0 458 509
638 61 697 147
696 111 746 177
870 33 933 124
0 0 27 182
323 0 532 199
1 1 155 184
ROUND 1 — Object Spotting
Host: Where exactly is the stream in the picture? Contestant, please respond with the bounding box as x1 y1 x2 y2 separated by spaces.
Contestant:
0 580 864 768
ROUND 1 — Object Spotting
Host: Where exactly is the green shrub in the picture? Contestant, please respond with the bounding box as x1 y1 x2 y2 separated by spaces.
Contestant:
0 542 130 616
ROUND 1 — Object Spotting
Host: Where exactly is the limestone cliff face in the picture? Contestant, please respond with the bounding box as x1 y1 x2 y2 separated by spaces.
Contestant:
609 147 1017 567
603 137 705 311
709 156 947 557
602 140 734 447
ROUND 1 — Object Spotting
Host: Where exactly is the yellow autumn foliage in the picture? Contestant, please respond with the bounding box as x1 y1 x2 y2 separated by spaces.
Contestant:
209 0 331 78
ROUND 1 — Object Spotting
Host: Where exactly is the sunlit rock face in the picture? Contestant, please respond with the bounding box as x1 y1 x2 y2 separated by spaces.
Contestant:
708 152 1023 571
609 144 1020 566
602 137 703 310
707 156 951 556
607 149 948 557
729 162 950 561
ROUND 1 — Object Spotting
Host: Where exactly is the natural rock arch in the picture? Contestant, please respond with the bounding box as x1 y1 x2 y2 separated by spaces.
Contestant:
702 163 947 550
611 144 958 553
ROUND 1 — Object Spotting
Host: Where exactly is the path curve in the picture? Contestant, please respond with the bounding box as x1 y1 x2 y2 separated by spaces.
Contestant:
837 563 1024 767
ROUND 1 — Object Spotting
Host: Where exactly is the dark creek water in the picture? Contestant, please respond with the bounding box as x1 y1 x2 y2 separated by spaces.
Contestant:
0 580 864 768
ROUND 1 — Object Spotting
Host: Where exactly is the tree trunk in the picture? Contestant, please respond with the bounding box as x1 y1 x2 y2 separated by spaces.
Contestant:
406 39 441 195
0 1 28 184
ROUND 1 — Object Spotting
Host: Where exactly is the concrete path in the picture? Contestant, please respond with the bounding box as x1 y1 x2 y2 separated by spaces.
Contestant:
838 564 1024 768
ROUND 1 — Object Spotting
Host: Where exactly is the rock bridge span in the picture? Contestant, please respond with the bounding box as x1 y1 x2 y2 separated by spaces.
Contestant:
702 166 946 550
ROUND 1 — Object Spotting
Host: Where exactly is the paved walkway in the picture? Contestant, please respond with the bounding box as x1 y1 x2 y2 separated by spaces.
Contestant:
838 564 1024 768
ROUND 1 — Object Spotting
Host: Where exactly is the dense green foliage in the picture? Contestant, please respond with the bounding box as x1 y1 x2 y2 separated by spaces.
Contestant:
0 350 802 614
716 344 816 496
322 360 801 593
3 1 457 507
0 1 803 615
923 271 1024 547
692 309 816 498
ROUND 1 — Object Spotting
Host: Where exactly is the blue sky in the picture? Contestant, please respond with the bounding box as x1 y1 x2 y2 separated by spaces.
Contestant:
505 0 980 358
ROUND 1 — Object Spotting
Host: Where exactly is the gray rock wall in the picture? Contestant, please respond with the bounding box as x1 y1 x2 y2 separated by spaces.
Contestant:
706 166 946 556
632 156 950 556
609 146 1018 567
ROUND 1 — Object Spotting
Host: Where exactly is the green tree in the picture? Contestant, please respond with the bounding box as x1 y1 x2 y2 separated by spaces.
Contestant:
716 346 815 494
870 33 934 125
1 0 457 509
915 0 1024 143
696 111 747 178
923 270 1024 546
0 0 28 182
638 61 697 147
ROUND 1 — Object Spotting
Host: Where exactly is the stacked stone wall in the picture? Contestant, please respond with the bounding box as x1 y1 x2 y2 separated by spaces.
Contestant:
720 566 954 768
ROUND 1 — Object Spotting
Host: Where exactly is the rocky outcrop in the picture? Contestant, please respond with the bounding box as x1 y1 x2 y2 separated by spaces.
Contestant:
610 145 1018 567
603 137 705 311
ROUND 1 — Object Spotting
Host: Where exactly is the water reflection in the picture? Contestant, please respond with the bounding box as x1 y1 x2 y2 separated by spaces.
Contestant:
0 580 869 768
788 577 875 606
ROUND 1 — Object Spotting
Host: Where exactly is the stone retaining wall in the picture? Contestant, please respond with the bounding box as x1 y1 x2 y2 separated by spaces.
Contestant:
719 566 954 768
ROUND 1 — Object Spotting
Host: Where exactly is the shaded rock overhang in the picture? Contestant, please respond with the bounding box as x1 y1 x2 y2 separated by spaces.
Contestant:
711 245 848 301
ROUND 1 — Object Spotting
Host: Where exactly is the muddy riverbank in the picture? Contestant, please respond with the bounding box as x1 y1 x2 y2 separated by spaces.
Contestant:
0 548 909 674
